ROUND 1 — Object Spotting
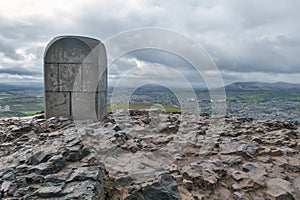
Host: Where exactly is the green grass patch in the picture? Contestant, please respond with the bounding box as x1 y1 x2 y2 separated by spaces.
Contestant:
226 91 300 103
108 102 181 112
22 110 44 116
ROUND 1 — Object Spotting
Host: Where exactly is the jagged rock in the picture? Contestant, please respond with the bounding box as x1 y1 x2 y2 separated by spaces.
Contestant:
191 191 206 199
1 180 18 198
233 191 250 200
173 174 183 185
242 163 257 172
169 164 180 173
113 175 135 188
182 179 193 191
182 160 226 191
237 141 260 160
26 150 52 165
221 131 241 137
222 156 243 166
1 181 13 194
63 144 89 162
113 125 122 132
48 154 66 173
63 180 104 199
33 184 65 198
287 157 300 172
231 170 248 181
230 163 268 191
271 156 288 168
14 188 32 199
66 166 102 183
292 178 300 196
265 178 296 200
0 112 299 199
2 170 15 181
16 176 27 188
214 186 233 199
270 148 284 156
113 132 128 145
29 162 54 175
25 173 44 184
44 172 69 183
252 136 263 144
125 173 180 200
153 135 173 145
220 142 240 155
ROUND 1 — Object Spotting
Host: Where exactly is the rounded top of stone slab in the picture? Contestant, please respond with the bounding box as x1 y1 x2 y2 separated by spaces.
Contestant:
44 36 104 63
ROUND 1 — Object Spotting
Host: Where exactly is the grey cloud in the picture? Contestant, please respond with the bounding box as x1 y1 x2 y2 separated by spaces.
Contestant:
129 50 193 70
230 0 300 30
109 54 206 88
0 67 42 76
221 70 300 85
0 0 300 84
0 17 53 44
206 35 300 74
0 35 23 60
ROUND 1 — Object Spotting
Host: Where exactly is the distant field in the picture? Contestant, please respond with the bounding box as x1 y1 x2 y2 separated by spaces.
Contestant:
1 85 300 120
226 91 300 103
0 89 44 118
108 102 181 112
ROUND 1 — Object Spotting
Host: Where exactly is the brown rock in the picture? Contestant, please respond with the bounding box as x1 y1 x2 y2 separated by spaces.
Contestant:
272 156 288 168
233 191 250 200
183 179 193 191
287 157 300 172
270 148 284 156
265 178 296 200
231 170 248 181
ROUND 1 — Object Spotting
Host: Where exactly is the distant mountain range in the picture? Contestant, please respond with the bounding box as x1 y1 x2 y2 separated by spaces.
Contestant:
0 82 43 90
225 81 300 91
1 81 300 92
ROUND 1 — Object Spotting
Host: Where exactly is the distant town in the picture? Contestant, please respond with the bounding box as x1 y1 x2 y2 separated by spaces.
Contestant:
0 82 300 121
0 105 10 112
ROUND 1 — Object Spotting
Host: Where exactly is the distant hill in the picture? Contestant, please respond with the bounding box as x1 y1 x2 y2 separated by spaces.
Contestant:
225 82 300 91
0 83 43 90
2 81 300 92
108 84 179 92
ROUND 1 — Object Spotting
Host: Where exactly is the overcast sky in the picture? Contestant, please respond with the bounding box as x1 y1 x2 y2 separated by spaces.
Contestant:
0 0 300 87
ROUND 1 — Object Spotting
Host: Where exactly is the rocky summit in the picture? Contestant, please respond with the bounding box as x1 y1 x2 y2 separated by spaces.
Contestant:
0 110 299 200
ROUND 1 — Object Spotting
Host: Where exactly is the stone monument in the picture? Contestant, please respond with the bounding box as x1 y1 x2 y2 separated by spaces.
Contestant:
44 36 107 120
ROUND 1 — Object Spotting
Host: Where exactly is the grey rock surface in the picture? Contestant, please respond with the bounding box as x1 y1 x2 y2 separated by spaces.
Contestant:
0 110 299 199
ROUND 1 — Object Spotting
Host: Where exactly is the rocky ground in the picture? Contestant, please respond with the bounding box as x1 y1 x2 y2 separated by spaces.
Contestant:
0 110 299 199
